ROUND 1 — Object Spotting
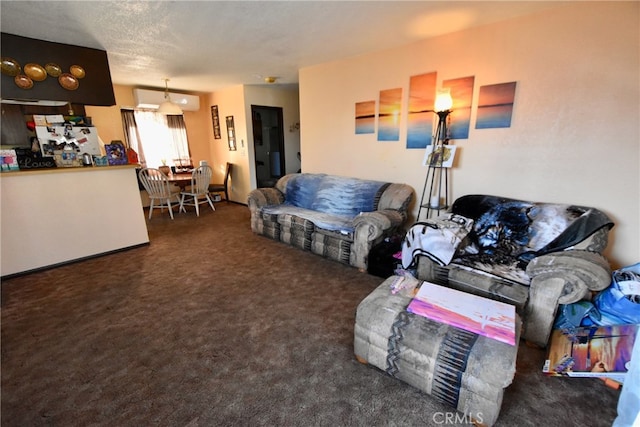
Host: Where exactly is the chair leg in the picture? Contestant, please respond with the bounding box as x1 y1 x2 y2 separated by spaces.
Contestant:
194 195 200 217
179 194 186 213
206 194 216 211
148 200 155 219
167 199 175 220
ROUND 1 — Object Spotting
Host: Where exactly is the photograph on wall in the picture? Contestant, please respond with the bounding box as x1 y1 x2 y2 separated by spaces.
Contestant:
355 101 376 134
377 88 402 141
226 116 237 151
476 82 517 129
422 144 457 168
211 105 221 139
443 75 474 139
407 71 437 149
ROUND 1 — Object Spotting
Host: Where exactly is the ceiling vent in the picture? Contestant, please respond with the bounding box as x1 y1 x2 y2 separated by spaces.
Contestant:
133 88 200 112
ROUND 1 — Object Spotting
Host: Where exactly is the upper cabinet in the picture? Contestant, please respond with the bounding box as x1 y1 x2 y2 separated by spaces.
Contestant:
1 33 116 106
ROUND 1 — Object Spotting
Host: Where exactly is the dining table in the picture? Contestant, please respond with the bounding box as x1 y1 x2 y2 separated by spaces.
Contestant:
167 173 194 190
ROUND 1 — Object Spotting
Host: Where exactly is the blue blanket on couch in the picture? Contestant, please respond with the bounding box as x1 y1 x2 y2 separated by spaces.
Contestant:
285 174 388 217
261 174 389 234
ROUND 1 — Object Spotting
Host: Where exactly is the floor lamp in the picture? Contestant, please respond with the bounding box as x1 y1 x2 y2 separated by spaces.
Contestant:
418 88 453 219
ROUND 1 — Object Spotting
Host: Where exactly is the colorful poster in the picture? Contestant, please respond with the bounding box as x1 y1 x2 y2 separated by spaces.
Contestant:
407 281 516 345
544 324 638 383
355 101 375 134
476 82 517 129
443 75 474 139
407 72 437 148
377 88 402 141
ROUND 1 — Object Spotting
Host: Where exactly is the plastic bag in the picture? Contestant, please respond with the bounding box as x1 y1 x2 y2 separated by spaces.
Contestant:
593 262 640 326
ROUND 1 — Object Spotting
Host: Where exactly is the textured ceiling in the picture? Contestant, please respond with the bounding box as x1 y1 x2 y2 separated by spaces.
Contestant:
0 1 566 94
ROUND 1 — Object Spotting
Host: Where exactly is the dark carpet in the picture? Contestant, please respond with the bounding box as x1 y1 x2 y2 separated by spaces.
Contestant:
1 203 621 426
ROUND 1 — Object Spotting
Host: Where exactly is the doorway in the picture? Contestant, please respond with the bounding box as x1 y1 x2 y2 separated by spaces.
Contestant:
251 105 285 187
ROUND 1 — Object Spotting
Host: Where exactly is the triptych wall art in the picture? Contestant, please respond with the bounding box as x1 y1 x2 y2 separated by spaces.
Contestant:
355 72 517 149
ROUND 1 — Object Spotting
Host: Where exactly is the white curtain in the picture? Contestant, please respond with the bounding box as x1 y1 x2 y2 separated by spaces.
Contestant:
121 110 191 169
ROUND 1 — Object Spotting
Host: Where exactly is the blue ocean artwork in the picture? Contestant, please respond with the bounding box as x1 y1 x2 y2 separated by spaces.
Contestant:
407 111 433 149
378 114 400 141
449 107 472 139
476 104 514 129
356 116 375 134
476 82 517 129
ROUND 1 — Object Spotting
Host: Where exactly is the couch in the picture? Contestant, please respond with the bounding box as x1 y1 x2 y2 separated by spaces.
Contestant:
402 194 614 347
247 173 413 270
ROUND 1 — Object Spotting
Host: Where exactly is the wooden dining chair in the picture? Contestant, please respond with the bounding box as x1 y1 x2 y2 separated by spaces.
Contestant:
179 165 215 216
208 162 232 202
138 168 181 219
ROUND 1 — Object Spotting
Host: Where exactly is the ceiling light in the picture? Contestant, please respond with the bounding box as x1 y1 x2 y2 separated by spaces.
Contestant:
264 76 277 84
157 78 183 115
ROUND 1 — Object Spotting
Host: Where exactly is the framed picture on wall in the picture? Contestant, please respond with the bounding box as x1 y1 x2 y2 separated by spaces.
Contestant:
211 105 221 139
226 116 237 151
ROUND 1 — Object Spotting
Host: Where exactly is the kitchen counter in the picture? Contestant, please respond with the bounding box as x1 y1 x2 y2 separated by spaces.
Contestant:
1 165 149 277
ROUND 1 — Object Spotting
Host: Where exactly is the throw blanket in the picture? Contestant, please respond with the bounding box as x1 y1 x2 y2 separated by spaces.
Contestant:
285 173 388 217
403 195 614 285
402 214 474 268
259 174 390 234
452 195 614 261
452 195 614 285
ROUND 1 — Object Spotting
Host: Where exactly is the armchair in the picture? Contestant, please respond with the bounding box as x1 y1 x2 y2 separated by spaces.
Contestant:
403 194 614 347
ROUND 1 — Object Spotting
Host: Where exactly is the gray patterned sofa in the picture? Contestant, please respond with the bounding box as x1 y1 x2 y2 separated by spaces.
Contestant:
402 194 615 347
247 173 413 270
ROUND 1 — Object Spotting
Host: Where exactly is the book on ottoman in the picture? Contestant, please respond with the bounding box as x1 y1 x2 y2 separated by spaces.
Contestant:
407 281 517 346
543 323 638 383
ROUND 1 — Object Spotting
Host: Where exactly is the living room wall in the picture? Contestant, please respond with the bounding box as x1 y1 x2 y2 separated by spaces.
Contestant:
87 83 300 204
299 2 639 268
86 85 219 180
86 86 209 156
207 84 301 204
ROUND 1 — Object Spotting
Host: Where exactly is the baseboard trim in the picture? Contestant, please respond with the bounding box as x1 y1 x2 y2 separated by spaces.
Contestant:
1 242 150 281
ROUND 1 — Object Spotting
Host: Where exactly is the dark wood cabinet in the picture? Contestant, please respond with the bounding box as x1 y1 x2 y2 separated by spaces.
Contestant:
0 103 86 147
1 104 29 147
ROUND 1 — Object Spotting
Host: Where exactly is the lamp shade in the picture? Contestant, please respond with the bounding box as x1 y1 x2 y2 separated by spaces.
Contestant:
434 88 453 112
157 99 183 115
157 78 183 115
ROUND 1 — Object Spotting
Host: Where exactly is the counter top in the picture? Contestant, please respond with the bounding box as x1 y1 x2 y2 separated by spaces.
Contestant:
0 164 140 177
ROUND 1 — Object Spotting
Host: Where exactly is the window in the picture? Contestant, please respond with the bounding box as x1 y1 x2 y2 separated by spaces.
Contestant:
121 110 191 168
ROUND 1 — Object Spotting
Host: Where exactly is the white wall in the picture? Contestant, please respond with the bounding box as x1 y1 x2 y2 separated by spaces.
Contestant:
208 84 301 203
299 2 639 268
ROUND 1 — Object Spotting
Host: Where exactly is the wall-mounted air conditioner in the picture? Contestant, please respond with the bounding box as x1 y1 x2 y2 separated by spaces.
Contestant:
133 88 200 112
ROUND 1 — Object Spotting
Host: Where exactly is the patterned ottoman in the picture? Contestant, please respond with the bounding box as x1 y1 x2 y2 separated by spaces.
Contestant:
354 276 521 426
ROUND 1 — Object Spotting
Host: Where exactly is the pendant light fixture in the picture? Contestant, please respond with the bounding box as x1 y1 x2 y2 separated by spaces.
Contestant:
157 78 183 115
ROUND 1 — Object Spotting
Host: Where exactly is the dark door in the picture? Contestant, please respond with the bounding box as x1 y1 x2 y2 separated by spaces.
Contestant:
251 105 285 187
